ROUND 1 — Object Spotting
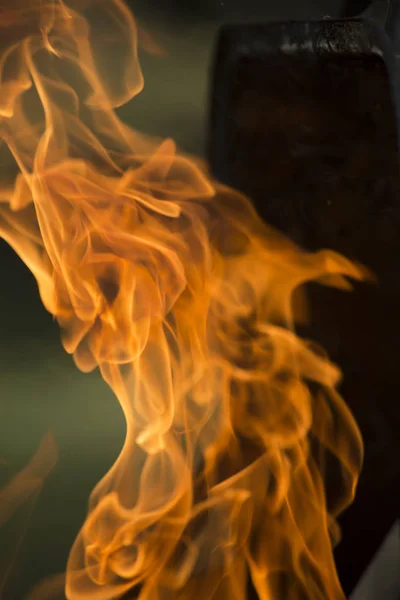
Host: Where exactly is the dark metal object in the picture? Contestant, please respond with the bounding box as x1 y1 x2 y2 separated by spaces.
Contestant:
342 0 376 16
342 0 389 19
207 7 400 599
342 0 400 41
349 0 400 55
387 0 400 51
208 19 399 254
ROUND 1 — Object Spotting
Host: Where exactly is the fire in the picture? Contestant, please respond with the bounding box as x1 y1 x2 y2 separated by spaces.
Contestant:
0 1 366 598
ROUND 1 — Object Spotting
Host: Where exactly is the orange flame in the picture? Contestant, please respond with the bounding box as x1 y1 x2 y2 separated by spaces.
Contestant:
0 1 366 598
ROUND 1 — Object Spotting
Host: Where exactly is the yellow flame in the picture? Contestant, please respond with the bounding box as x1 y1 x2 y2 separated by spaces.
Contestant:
0 1 366 598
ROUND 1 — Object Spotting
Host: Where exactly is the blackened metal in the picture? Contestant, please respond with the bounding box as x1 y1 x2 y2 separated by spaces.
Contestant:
208 20 399 253
387 0 400 50
207 17 400 598
343 0 391 24
342 0 376 16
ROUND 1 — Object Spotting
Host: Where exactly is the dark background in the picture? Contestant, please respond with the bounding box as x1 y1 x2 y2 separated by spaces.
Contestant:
0 1 391 598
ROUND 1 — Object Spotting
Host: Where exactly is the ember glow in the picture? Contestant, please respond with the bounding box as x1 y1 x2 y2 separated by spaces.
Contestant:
0 1 366 598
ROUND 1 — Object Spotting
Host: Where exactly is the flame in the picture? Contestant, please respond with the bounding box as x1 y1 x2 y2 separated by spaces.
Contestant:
0 1 366 599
